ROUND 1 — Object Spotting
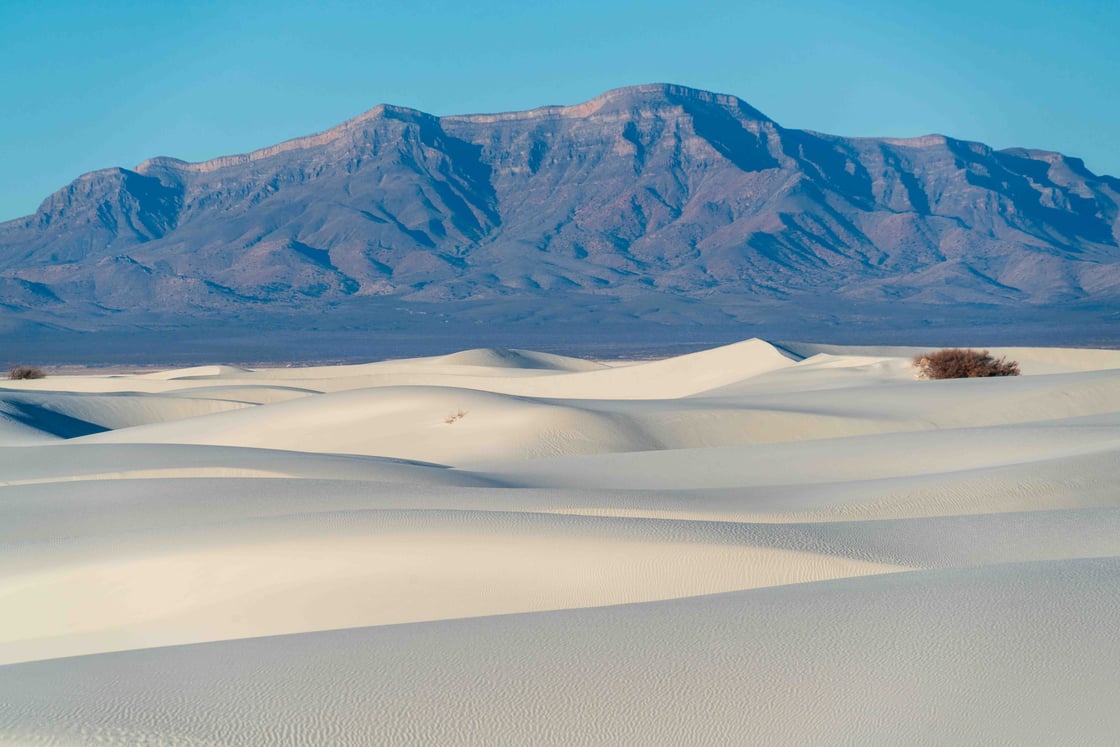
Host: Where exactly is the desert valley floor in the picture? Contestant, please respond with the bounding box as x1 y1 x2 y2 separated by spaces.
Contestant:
2 339 1120 744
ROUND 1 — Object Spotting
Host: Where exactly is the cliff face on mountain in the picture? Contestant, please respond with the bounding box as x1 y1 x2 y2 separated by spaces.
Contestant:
2 83 1118 348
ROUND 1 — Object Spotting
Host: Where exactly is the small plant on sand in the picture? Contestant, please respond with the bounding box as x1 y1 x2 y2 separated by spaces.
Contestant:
444 409 468 424
8 365 46 380
913 349 1020 379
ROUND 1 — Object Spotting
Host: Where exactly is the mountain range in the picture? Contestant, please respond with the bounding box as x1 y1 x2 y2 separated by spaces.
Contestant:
2 83 1119 362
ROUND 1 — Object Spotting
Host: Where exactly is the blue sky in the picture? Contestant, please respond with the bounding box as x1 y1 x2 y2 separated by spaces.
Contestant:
1 0 1117 222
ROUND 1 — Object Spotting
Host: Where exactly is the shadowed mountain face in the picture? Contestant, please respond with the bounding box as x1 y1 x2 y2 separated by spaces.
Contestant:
1 83 1119 356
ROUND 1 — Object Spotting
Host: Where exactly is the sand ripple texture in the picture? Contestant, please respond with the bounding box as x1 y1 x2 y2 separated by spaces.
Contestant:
1 339 1119 745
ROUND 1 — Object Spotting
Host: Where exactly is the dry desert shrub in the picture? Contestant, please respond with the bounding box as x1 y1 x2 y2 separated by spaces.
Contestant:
8 365 46 380
913 349 1020 379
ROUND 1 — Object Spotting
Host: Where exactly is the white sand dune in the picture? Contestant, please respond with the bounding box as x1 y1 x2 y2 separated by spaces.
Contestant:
3 338 793 399
0 508 907 665
2 560 1118 745
75 385 666 461
426 346 611 371
0 408 59 445
0 442 488 487
0 389 250 433
781 341 1120 374
1 339 1119 743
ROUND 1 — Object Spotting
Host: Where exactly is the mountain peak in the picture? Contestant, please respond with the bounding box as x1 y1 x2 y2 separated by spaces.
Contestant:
134 103 443 177
444 82 772 125
128 84 774 176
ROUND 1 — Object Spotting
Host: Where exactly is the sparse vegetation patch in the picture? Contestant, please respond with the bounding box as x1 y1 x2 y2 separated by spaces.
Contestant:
913 349 1020 379
8 365 46 380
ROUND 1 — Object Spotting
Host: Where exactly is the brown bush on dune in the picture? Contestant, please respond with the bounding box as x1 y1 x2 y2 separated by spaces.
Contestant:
913 349 1020 379
8 365 46 380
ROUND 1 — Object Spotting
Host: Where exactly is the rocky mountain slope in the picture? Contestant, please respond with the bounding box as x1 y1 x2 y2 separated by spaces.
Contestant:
1 84 1118 355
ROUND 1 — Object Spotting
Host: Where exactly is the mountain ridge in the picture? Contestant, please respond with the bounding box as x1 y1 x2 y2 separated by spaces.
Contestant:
1 83 1118 358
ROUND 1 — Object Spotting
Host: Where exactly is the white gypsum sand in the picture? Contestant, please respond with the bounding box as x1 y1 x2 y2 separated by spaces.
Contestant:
1 338 1119 744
